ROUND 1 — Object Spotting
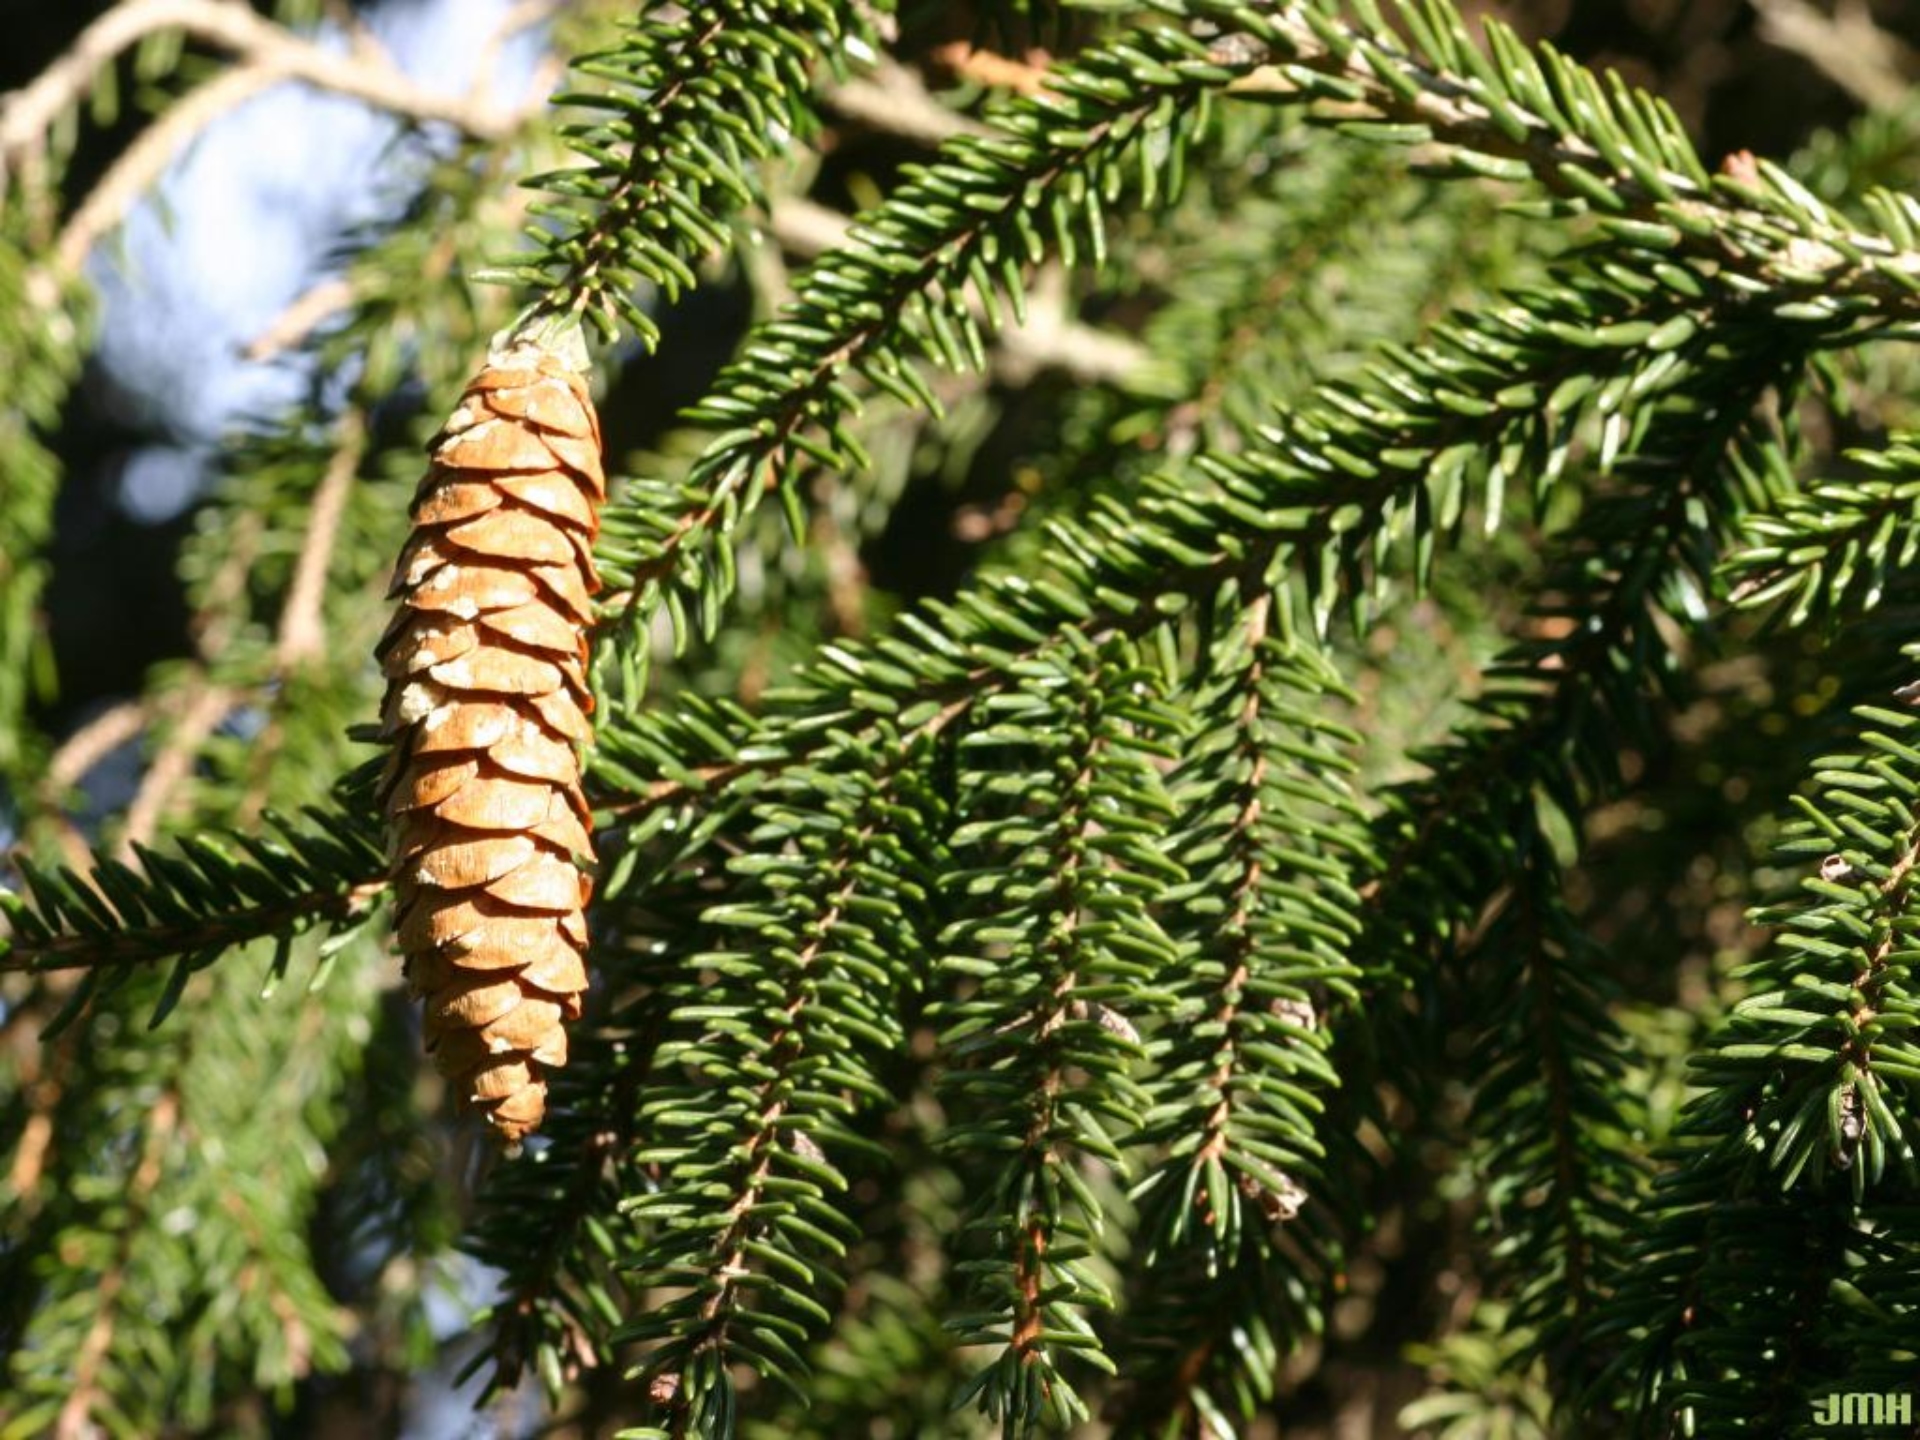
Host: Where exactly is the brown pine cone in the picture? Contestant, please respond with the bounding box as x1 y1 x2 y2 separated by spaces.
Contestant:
378 345 602 1143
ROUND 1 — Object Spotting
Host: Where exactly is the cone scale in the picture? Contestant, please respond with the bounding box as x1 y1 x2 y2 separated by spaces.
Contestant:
379 343 602 1143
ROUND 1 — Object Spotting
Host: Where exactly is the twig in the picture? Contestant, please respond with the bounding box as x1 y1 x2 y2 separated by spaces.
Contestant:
33 701 155 868
826 57 986 145
245 108 560 360
2 1013 73 1205
117 683 240 858
1752 0 1915 112
469 0 568 105
243 276 356 360
45 701 148 792
4 0 521 181
993 266 1147 386
929 41 1054 97
54 65 277 274
319 0 385 66
276 415 366 669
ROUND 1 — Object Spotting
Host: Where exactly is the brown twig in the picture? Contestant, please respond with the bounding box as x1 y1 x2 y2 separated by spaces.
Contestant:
54 1089 180 1440
1752 0 1915 111
928 41 1054 97
319 0 385 66
469 0 568 106
242 276 357 361
5 0 521 176
243 3 560 364
2 1017 75 1206
116 683 240 858
826 57 987 145
54 65 279 274
35 700 154 866
45 701 149 792
276 414 366 670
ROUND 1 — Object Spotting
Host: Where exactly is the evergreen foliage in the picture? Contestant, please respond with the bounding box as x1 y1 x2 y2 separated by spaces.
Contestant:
7 1 1920 1436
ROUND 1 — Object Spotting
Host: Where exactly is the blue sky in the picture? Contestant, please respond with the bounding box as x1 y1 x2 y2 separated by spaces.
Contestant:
92 0 545 521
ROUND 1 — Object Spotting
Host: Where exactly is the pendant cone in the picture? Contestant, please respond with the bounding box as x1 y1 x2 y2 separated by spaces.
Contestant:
381 345 602 1143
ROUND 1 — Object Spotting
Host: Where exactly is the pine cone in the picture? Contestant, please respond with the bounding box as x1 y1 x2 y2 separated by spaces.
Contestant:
379 345 602 1143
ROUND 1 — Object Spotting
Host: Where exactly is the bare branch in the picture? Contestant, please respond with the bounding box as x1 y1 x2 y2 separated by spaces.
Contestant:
9 0 528 273
826 57 986 145
276 414 366 670
1753 0 1915 111
470 0 568 104
929 41 1054 97
243 275 356 360
5 0 522 180
45 701 148 793
117 684 240 859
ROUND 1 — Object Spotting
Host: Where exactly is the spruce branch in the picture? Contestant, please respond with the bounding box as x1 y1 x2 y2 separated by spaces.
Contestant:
1358 340 1808 941
507 0 887 342
3 936 373 1436
16 6 1920 1432
0 106 528 1406
1116 599 1364 1429
1130 596 1363 1264
1722 434 1920 627
618 726 939 1435
768 196 1149 384
1199 0 1920 316
469 989 673 1396
591 241 1770 856
1112 1231 1324 1437
1791 1204 1920 1426
1327 339 1809 1415
593 0 1916 680
1641 653 1920 1207
1145 133 1501 455
0 811 385 986
938 634 1183 1435
590 10 1259 656
1595 1158 1884 1433
1462 859 1642 1390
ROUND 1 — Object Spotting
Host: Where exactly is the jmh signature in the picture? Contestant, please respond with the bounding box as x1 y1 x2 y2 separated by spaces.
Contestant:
1811 1392 1912 1427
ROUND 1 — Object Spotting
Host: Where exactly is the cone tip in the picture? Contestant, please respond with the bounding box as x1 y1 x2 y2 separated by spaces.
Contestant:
488 310 589 373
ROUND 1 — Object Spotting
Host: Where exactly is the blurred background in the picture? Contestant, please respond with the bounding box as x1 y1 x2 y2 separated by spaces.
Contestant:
4 1 1920 1436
